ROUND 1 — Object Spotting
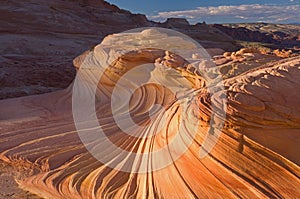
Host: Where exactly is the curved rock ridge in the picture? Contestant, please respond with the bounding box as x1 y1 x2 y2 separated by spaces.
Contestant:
0 29 299 199
71 28 224 175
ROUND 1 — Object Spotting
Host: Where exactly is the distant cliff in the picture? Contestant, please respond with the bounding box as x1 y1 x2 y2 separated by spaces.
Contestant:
213 23 300 49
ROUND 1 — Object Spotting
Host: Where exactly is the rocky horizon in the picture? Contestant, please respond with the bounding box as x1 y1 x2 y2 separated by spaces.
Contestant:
1 0 300 100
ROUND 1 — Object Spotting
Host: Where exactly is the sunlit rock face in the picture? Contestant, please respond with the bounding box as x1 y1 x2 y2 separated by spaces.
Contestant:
0 28 299 199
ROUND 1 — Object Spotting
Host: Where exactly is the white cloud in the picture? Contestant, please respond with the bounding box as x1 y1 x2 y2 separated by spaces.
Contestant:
149 4 300 24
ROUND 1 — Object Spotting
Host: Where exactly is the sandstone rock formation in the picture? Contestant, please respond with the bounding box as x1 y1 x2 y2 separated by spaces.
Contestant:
213 48 282 79
0 28 299 199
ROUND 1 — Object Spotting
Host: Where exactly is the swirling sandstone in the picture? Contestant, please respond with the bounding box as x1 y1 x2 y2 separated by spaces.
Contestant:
0 30 299 199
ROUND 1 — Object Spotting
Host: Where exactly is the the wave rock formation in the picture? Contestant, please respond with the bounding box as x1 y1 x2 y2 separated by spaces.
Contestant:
0 29 299 198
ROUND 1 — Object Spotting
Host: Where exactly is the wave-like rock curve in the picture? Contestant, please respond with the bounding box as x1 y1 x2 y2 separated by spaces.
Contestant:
0 29 299 198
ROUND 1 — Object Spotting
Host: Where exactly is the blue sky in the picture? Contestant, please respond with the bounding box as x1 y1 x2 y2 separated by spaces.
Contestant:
106 0 300 24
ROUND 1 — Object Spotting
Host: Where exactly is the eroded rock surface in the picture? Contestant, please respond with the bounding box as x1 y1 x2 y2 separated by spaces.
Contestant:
0 29 299 199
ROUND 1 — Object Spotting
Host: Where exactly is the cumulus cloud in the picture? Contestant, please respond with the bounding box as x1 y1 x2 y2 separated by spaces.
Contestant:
149 4 300 24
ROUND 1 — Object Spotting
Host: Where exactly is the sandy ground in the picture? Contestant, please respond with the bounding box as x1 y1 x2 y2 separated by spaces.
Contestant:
0 161 42 199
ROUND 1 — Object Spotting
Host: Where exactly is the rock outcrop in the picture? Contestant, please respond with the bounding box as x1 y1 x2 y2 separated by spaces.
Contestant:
0 28 299 199
161 18 190 27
